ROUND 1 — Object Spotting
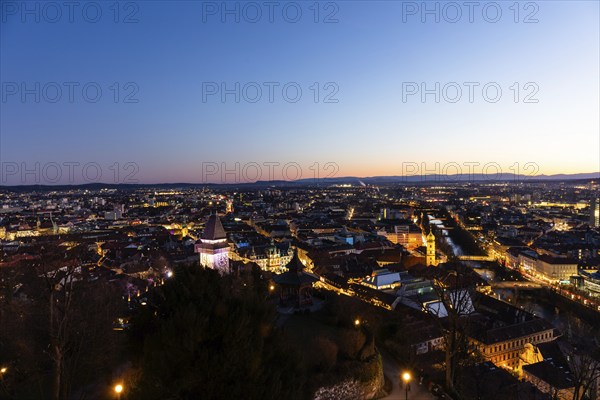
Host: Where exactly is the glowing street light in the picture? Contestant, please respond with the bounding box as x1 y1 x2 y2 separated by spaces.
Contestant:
0 367 7 374
354 319 361 327
269 284 275 292
114 383 123 399
402 372 411 400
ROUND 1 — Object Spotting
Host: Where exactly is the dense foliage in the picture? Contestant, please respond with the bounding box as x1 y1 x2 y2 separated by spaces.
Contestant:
0 246 124 400
127 265 308 400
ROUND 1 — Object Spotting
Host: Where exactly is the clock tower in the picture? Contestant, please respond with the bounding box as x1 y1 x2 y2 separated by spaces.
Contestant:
426 230 437 266
195 213 230 274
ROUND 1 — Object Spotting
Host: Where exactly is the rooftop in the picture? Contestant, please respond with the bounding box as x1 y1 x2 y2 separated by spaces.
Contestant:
201 214 227 241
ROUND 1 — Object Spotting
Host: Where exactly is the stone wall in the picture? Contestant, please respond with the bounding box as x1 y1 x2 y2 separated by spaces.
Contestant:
313 353 384 400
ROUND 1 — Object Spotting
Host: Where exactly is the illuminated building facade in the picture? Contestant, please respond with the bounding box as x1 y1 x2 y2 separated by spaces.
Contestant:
378 225 422 249
471 318 556 371
361 269 402 290
233 240 293 273
533 255 578 284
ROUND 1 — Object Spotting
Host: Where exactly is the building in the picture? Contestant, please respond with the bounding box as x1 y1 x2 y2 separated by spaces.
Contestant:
590 198 600 227
426 231 437 266
534 255 578 284
512 250 579 285
377 224 422 249
194 214 230 274
272 250 319 309
491 237 526 262
522 361 575 400
233 240 293 273
470 296 557 371
580 269 600 294
395 274 439 312
474 319 556 370
519 250 539 273
361 269 402 290
404 319 444 355
459 361 549 400
398 275 435 297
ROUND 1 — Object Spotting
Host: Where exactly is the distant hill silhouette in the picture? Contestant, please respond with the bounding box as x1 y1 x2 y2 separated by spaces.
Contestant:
1 172 598 191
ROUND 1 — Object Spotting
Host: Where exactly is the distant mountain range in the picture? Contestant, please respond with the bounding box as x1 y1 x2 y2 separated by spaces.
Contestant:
294 172 600 185
1 172 599 191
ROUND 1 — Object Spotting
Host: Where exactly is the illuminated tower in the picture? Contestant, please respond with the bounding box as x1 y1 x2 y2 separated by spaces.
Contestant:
195 214 229 274
181 223 188 238
180 216 189 238
426 231 436 266
226 199 234 214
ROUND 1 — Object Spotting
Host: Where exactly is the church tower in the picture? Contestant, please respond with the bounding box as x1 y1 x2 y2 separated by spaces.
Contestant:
195 214 230 274
426 230 437 266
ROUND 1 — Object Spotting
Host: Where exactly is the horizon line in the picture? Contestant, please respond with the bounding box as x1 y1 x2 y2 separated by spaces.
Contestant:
1 171 599 188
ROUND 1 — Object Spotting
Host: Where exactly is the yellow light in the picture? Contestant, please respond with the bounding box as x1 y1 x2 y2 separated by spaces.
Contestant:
269 285 275 291
114 384 123 394
0 367 6 374
354 319 360 326
402 372 411 382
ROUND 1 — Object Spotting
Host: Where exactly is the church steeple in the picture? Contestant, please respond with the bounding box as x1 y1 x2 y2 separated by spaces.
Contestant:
426 230 437 266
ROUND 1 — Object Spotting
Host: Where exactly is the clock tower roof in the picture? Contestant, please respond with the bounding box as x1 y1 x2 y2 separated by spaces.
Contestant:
202 214 227 240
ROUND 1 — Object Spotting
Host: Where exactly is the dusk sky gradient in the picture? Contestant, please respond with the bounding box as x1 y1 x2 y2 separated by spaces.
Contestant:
1 1 599 184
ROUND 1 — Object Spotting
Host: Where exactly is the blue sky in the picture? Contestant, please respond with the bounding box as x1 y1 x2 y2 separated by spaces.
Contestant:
1 1 599 184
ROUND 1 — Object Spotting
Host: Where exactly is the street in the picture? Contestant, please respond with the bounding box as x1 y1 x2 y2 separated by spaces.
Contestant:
380 353 436 400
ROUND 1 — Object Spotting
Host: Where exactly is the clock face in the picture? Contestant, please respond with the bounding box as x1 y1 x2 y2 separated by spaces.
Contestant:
216 255 228 268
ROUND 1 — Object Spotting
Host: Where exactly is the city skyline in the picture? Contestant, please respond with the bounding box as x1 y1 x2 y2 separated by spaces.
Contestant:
1 180 600 399
1 1 599 184
2 2 600 398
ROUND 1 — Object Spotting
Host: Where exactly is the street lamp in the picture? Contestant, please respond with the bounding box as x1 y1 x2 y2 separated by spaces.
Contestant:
114 383 123 400
402 372 411 400
354 318 361 327
0 367 6 387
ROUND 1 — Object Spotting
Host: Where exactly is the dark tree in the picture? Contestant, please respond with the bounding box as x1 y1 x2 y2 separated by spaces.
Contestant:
127 264 308 400
0 244 124 400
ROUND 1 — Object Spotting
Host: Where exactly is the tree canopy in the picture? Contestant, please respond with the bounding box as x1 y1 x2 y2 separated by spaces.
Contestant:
128 264 308 400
